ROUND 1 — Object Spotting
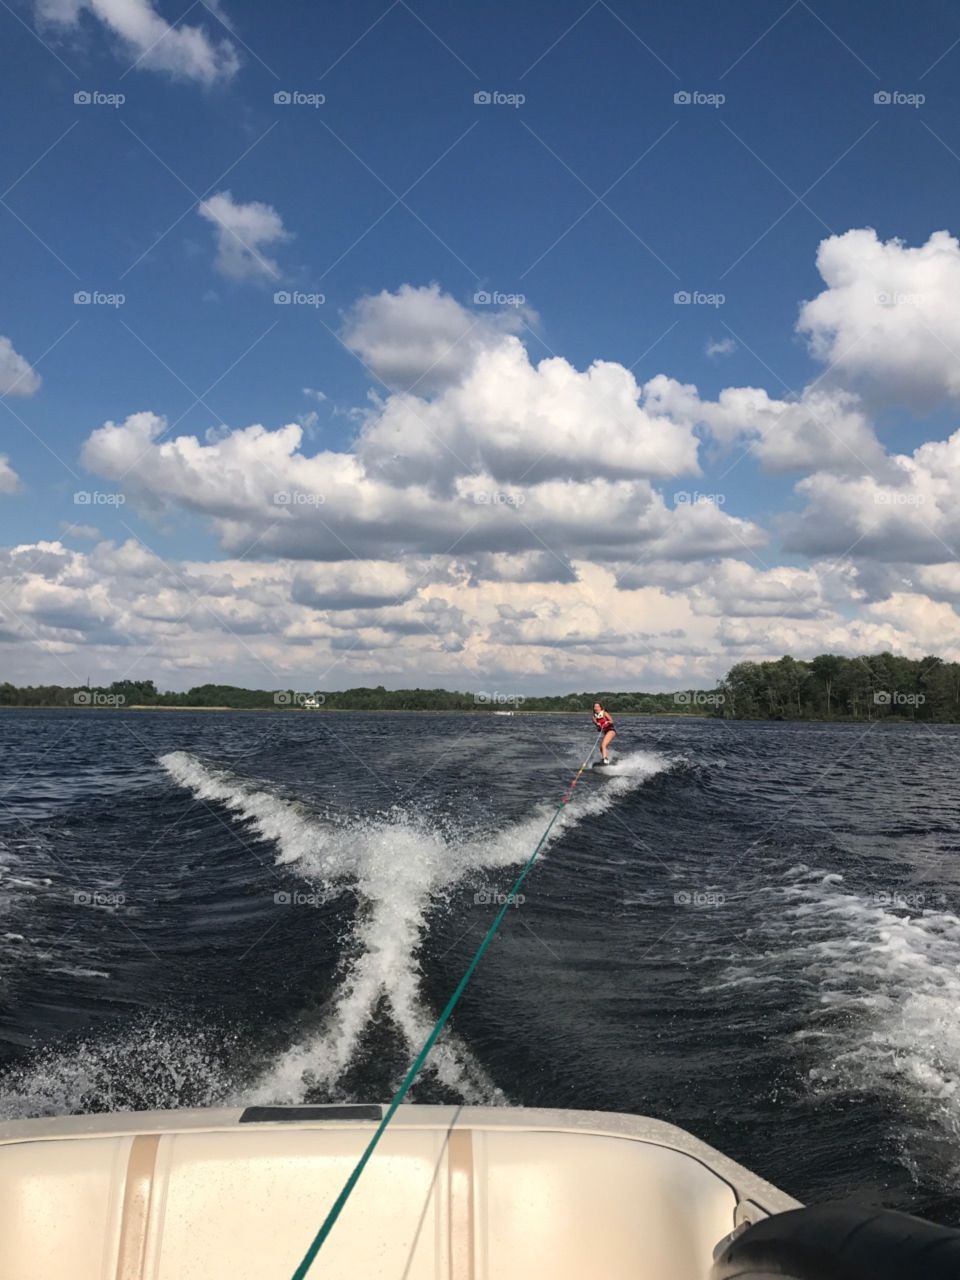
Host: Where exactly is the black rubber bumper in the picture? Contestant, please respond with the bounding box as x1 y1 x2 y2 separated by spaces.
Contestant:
711 1202 960 1279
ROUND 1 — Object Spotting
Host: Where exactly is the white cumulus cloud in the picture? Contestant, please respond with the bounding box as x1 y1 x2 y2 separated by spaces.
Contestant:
706 336 737 358
342 283 529 394
80 407 762 566
0 455 21 494
0 336 41 396
798 228 960 409
198 191 291 283
34 0 240 84
785 429 960 563
646 376 885 475
14 258 960 686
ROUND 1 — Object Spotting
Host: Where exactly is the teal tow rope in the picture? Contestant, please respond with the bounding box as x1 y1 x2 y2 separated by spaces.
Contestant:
290 733 603 1280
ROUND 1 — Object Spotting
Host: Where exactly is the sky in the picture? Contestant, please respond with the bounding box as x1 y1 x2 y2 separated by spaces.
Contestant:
4 0 960 693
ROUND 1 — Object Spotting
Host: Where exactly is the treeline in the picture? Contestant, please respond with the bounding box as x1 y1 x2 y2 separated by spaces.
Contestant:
3 653 960 719
0 679 709 714
719 653 960 721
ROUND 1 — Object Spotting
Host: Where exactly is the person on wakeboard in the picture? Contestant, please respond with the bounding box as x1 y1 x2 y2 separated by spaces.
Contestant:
592 702 616 764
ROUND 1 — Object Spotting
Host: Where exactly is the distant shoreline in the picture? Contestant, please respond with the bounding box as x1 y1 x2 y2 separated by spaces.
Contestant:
0 706 941 722
0 705 716 717
3 652 957 721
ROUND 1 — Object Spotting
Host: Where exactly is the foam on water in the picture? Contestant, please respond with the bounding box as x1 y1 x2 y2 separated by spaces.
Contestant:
160 748 670 1105
47 966 111 980
0 1020 235 1119
159 752 345 877
717 865 960 1188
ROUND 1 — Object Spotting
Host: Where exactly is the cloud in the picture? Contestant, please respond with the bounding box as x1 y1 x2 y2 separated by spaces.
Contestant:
613 558 715 591
342 283 528 393
2 536 958 690
291 562 422 611
706 337 737 358
462 551 578 585
785 429 960 564
0 336 41 396
80 407 761 567
714 386 886 475
19 267 960 688
359 347 703 489
79 287 761 569
197 191 291 282
349 287 702 489
34 0 240 84
0 456 21 495
914 563 960 602
862 591 960 652
647 376 886 476
798 228 960 409
687 559 831 619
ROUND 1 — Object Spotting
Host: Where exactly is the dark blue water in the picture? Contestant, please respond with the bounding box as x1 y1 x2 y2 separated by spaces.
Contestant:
2 710 960 1222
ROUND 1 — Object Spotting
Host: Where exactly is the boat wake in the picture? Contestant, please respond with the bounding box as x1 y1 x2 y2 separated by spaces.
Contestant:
160 748 671 1106
715 865 960 1190
0 1020 235 1120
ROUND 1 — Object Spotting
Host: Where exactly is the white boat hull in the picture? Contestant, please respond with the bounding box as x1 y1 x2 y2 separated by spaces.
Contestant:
0 1103 799 1280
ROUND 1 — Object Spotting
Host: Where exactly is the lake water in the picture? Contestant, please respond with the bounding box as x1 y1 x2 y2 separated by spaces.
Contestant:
2 709 959 1222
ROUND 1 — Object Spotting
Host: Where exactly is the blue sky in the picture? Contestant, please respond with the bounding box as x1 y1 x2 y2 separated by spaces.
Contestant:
3 0 960 691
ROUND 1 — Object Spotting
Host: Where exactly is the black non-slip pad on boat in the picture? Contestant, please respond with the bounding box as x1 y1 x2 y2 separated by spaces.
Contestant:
239 1105 383 1124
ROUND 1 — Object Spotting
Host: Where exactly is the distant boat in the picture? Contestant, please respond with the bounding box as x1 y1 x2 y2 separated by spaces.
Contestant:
301 697 322 710
493 709 514 716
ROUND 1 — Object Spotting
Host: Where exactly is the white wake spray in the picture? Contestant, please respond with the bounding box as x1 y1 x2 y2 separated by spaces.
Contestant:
714 865 960 1189
160 749 670 1104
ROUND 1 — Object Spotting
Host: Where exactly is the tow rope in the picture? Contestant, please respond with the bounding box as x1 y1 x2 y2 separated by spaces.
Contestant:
290 732 604 1279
